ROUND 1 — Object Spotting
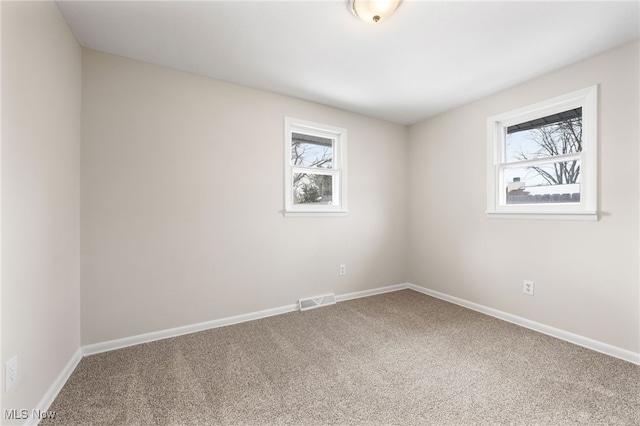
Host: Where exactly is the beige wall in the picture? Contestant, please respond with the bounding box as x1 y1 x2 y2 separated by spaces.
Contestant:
1 0 81 418
80 50 409 345
408 42 640 353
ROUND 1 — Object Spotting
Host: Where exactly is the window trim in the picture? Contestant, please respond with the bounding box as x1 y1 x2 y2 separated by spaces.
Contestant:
284 117 348 217
486 85 598 221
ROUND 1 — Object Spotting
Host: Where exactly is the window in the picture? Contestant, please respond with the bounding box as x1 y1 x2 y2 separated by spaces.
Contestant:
486 85 598 220
284 117 347 216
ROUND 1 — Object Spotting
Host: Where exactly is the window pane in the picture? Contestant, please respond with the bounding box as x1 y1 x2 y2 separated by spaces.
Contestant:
504 160 581 204
291 132 333 168
505 109 582 163
293 173 333 205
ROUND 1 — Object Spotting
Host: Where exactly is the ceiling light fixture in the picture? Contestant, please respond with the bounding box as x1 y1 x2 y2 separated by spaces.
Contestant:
349 0 403 24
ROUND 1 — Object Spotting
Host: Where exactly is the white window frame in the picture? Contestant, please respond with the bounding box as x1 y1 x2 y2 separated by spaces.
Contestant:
284 117 348 217
486 85 598 221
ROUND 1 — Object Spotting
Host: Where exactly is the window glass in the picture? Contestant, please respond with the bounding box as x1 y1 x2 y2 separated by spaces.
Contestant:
293 173 333 205
504 162 581 205
505 108 582 162
291 133 334 168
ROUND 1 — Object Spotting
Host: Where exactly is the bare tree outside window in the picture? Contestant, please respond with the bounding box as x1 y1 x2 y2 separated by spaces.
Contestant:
291 133 334 205
505 108 582 204
507 111 582 185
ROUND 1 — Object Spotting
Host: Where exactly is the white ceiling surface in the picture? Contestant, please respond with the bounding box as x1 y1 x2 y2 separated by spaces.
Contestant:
56 1 640 125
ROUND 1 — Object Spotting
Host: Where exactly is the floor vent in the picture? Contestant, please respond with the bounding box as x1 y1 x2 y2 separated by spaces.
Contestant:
299 293 336 311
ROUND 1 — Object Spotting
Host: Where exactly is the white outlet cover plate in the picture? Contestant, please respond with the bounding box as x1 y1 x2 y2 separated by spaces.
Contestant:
523 280 535 296
6 355 17 391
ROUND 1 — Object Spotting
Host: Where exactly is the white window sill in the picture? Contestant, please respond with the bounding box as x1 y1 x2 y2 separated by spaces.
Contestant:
486 210 598 221
284 210 349 218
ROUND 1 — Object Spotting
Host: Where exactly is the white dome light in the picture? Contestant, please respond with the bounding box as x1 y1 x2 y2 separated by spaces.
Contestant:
349 0 403 24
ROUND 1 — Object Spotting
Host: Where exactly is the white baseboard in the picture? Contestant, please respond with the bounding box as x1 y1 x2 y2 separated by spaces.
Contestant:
82 282 639 367
336 283 409 302
25 348 82 426
82 284 411 356
408 283 640 365
82 303 299 356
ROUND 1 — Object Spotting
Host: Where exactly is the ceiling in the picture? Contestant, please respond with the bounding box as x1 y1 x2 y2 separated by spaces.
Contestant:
56 1 640 125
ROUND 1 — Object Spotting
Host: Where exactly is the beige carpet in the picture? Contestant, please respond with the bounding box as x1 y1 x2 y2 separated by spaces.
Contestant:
42 290 640 425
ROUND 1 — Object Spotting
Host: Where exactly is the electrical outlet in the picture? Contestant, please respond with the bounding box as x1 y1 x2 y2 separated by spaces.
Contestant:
339 264 346 276
523 280 535 296
6 356 17 391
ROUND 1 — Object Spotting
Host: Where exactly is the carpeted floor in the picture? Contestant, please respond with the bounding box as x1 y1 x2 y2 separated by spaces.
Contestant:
42 290 640 425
